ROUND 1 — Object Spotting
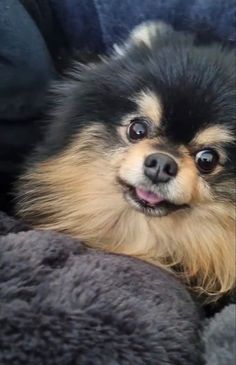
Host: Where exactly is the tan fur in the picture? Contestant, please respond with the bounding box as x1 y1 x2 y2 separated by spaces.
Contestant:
17 124 236 301
192 125 235 146
134 90 162 126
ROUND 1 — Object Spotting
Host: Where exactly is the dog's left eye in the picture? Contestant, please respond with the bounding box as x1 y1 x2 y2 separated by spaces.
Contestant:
127 118 149 142
195 149 219 173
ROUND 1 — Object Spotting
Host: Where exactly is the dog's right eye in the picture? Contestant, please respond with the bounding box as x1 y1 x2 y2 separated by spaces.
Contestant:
195 149 219 174
127 118 149 142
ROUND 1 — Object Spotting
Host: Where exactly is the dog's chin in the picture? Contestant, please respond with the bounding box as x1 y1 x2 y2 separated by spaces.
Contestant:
119 179 189 217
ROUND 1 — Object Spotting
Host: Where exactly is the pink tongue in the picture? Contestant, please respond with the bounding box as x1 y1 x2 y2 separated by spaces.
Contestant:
135 187 164 205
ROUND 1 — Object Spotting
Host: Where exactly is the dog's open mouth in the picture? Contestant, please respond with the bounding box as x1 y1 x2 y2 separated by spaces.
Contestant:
119 180 188 217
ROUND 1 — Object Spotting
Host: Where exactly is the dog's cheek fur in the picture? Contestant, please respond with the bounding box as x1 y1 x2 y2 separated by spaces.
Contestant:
210 175 236 203
168 154 200 204
161 202 235 300
17 133 154 254
17 126 126 244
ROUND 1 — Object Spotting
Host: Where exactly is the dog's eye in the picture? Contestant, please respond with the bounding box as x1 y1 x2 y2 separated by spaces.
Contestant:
195 149 219 173
127 118 149 142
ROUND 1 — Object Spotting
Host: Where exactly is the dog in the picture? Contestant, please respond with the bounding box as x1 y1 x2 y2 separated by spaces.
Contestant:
16 22 236 300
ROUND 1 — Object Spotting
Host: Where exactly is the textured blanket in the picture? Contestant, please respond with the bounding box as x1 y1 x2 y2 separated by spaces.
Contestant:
0 212 235 365
50 0 236 52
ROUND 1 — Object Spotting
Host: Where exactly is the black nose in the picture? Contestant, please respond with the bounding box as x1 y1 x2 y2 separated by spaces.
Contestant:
144 153 178 184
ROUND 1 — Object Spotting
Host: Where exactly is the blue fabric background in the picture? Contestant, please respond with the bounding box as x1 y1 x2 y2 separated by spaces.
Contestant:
0 0 55 120
50 0 236 52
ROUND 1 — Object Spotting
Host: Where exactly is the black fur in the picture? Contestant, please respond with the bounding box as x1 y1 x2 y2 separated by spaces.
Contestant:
37 30 236 166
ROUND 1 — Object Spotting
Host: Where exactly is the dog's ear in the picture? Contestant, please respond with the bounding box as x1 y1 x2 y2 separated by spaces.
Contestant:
113 21 174 57
128 21 174 48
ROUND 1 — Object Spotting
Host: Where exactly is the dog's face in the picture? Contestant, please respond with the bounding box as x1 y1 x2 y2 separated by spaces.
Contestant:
17 23 236 299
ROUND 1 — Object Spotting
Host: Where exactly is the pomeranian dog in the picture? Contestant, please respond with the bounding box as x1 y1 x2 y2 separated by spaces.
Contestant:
16 22 236 300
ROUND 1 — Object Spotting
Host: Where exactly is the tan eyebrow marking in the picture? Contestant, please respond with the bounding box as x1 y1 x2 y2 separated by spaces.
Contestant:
192 125 235 146
133 90 162 127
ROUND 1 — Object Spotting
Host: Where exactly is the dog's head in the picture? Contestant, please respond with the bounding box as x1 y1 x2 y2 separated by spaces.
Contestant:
17 23 236 299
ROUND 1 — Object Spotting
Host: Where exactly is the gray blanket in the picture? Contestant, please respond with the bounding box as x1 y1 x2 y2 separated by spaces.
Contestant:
0 212 235 365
